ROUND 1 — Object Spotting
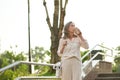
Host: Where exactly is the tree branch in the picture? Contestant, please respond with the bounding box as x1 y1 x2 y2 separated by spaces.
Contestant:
58 0 68 39
60 0 62 9
43 0 52 30
64 0 68 10
53 0 59 29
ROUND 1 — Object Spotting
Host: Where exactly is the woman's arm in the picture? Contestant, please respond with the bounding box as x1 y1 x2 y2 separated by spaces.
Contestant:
75 28 89 49
78 34 89 49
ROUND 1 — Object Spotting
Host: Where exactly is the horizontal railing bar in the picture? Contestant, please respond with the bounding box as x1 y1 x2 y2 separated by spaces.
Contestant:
0 61 54 72
0 61 21 72
21 61 54 66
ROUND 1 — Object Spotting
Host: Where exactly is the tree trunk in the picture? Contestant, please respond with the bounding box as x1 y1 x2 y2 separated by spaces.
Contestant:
43 0 68 73
49 30 60 73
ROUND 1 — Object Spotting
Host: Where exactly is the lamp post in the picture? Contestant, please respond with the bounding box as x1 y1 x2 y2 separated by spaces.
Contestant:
27 0 32 73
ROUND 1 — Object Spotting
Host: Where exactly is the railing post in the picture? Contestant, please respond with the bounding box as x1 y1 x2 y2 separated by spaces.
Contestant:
53 62 61 78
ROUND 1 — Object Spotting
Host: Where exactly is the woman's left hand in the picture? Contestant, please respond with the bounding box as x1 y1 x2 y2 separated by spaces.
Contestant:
74 27 82 35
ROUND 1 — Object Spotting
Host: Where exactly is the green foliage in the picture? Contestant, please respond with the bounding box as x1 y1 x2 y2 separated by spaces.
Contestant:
30 47 52 76
0 57 9 67
31 46 51 70
112 63 120 72
0 65 29 80
112 64 117 72
116 64 120 72
81 50 89 62
114 46 120 72
33 47 50 62
114 56 120 64
114 59 120 72
41 71 55 76
115 46 120 51
0 70 14 80
0 50 29 80
15 52 27 61
0 46 52 79
0 51 15 65
14 64 29 77
0 51 26 68
38 66 53 76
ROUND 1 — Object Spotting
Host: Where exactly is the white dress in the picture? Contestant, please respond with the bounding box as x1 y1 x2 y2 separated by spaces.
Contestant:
57 36 89 80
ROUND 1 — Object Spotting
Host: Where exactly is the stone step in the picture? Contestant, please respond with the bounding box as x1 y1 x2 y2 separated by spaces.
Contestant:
15 76 61 80
95 77 120 80
95 73 120 80
97 73 120 77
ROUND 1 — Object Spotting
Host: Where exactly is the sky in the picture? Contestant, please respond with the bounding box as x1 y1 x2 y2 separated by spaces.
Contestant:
0 0 120 53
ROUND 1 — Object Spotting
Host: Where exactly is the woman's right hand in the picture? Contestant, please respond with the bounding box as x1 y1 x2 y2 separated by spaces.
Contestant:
60 40 67 54
62 40 67 47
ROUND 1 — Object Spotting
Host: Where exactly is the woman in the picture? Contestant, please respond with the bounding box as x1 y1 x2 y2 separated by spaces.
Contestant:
57 21 89 80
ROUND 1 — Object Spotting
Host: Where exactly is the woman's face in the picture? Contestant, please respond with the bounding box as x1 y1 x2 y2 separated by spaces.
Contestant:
68 23 75 33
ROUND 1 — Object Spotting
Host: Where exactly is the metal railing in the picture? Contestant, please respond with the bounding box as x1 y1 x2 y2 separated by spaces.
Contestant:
81 44 113 77
81 44 113 61
0 61 54 72
0 44 113 79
